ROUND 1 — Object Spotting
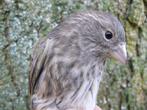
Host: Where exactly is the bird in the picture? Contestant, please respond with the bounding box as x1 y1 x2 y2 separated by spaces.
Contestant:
29 10 127 110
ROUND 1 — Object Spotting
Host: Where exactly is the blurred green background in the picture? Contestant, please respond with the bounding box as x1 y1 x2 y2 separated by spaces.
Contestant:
0 0 147 110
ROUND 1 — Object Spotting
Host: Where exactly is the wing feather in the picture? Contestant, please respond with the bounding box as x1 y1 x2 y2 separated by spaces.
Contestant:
29 37 52 95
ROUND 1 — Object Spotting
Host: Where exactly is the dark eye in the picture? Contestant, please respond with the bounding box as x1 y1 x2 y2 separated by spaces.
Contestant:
105 31 113 40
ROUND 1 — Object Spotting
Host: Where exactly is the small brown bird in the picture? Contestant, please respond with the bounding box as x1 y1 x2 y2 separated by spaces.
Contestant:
29 11 127 110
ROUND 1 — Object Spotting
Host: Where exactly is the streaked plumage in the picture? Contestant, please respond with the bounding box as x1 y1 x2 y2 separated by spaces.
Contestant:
29 11 127 110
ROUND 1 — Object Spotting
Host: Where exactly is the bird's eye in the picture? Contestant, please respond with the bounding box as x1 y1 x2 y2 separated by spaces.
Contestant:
105 31 113 40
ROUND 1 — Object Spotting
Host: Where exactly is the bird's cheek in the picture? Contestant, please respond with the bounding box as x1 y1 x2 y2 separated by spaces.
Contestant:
109 42 127 64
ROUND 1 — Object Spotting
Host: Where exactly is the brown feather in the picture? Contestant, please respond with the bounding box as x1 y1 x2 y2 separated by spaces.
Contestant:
29 11 126 110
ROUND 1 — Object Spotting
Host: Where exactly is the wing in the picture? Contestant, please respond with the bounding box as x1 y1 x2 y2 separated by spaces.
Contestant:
29 37 53 96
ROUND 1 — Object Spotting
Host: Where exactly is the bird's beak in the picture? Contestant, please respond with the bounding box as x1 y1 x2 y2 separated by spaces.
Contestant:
109 42 127 64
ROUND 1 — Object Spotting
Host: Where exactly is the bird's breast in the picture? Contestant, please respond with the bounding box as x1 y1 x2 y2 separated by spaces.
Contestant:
55 61 104 110
78 78 101 110
57 75 102 110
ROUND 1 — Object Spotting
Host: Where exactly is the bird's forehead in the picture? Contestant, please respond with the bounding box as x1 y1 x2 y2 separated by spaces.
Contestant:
93 12 125 42
79 12 124 32
109 15 125 41
67 11 125 41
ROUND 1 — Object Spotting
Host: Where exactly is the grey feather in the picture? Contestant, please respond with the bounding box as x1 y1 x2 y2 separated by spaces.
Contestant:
29 11 125 110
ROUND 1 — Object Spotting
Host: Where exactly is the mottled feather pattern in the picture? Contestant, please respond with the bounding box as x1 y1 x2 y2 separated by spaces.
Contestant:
29 11 126 110
30 38 103 110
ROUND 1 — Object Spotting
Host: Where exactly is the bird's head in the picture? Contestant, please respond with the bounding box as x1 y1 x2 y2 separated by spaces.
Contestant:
64 11 127 64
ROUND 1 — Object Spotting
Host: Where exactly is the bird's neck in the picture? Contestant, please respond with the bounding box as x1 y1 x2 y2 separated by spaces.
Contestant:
79 54 106 77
